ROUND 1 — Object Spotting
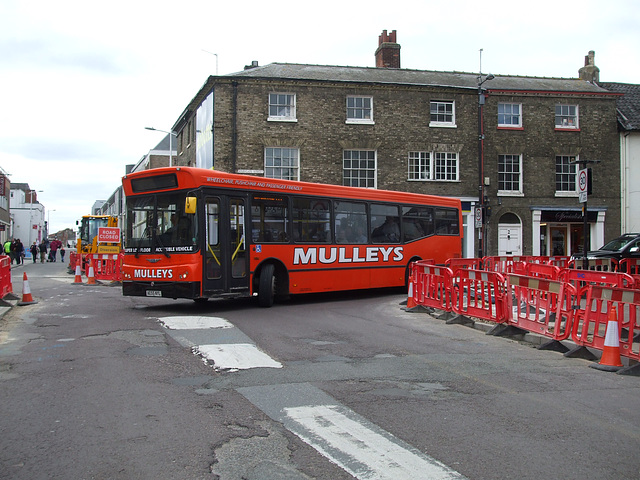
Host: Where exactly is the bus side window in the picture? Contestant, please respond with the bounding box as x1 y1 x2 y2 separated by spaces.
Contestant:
402 206 434 241
251 196 290 243
370 204 400 244
435 208 459 235
334 201 367 244
293 198 330 243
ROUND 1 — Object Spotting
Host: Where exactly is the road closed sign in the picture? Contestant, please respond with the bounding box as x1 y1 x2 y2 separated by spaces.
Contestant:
98 227 120 243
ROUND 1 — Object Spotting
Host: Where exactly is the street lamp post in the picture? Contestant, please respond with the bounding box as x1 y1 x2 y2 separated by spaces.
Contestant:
145 127 177 167
47 208 56 238
202 50 219 75
477 72 495 258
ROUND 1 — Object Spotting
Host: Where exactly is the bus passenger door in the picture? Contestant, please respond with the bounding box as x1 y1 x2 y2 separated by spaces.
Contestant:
228 197 248 291
203 197 248 295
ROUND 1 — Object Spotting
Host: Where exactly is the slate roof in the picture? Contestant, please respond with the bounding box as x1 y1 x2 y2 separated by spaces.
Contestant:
600 82 640 131
229 62 611 94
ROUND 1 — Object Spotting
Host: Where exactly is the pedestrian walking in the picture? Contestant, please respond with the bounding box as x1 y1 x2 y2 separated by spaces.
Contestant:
50 240 58 262
39 241 47 263
12 239 24 265
30 242 38 263
3 239 11 263
60 246 66 263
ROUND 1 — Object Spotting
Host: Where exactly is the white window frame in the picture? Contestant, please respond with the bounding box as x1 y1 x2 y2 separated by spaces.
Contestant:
429 100 456 128
498 103 522 128
268 93 297 122
343 150 377 188
408 151 431 180
555 104 579 129
408 151 459 182
346 96 374 124
497 154 524 195
264 147 300 180
434 152 459 181
555 155 578 197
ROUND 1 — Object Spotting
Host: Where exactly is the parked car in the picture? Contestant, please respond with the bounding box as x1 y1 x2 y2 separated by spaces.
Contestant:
572 233 640 263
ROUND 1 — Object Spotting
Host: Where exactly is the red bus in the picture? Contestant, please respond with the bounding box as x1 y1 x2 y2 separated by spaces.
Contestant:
121 167 462 306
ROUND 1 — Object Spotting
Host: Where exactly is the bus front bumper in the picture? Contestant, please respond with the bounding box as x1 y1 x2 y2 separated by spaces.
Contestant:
122 281 201 299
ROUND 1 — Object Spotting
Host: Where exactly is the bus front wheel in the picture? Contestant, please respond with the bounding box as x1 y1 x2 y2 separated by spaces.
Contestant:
258 263 276 307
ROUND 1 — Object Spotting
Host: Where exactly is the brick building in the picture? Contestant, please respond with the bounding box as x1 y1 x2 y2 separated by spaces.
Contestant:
170 31 620 258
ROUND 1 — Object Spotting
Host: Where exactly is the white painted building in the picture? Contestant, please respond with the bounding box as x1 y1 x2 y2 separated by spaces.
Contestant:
9 183 46 250
600 82 640 234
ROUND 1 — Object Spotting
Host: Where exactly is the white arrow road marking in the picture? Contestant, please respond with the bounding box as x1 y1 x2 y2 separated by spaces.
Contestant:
194 343 282 371
239 383 467 480
284 404 465 480
157 315 232 329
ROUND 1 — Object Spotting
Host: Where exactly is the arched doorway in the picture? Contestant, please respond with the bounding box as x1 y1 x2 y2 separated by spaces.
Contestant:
498 213 522 256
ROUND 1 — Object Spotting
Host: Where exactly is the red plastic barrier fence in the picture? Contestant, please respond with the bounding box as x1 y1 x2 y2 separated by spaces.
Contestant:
445 257 483 272
410 261 453 312
618 258 640 289
558 269 635 302
0 254 12 299
567 257 618 271
507 274 577 341
542 256 572 268
483 256 527 274
521 262 562 280
572 285 640 362
511 255 571 268
68 251 78 273
450 269 509 323
619 258 640 275
86 253 123 282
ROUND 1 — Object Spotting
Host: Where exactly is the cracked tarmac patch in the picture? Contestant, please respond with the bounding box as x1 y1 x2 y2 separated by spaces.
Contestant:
210 420 312 480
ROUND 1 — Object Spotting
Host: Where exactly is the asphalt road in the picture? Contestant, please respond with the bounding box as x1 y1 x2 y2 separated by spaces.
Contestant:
2 260 640 480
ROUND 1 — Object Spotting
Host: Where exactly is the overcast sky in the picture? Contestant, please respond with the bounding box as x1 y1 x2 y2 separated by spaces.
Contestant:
2 0 639 233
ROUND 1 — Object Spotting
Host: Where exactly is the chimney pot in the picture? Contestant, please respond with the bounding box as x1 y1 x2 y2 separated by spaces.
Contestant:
375 29 400 69
578 50 599 84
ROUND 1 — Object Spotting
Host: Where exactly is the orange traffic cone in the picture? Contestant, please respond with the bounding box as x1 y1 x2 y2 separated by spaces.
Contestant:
87 261 96 285
18 272 38 306
590 305 624 372
73 256 83 284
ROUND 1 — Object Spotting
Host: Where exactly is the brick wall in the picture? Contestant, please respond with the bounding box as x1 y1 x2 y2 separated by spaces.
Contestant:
185 76 619 255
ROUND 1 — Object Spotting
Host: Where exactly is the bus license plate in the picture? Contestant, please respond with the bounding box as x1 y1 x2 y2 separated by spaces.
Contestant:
146 290 162 297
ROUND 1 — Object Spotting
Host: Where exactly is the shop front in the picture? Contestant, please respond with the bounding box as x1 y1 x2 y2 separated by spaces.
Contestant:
531 207 606 257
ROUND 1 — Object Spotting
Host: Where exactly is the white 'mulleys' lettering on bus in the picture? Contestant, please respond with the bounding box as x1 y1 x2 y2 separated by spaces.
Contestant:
293 247 403 265
133 269 174 279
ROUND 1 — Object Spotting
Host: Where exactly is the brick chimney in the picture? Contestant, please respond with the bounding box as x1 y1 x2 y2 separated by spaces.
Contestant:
578 50 599 83
375 30 400 68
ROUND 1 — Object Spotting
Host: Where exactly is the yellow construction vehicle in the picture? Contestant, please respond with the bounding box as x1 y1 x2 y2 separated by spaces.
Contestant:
76 215 121 255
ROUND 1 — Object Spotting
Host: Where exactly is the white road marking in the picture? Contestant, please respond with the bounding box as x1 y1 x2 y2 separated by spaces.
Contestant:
239 384 467 480
284 404 466 480
194 343 282 371
157 315 232 329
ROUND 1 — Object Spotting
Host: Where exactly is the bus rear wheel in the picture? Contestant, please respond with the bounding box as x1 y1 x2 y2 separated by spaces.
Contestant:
258 263 276 307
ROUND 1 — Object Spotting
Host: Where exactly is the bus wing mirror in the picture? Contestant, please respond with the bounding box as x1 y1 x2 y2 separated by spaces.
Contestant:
185 197 197 214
